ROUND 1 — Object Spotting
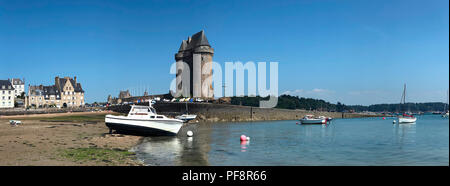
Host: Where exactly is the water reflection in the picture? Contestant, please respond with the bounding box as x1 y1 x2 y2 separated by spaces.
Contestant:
393 123 416 148
297 123 336 144
133 124 212 166
240 140 249 152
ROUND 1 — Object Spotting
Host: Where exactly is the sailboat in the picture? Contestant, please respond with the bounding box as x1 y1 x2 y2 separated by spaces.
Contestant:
397 84 417 124
443 90 449 118
176 101 197 122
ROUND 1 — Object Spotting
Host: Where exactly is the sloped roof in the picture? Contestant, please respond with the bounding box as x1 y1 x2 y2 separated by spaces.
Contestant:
179 30 211 51
0 80 14 90
29 86 43 96
11 78 24 85
178 40 187 51
57 78 84 93
43 85 61 99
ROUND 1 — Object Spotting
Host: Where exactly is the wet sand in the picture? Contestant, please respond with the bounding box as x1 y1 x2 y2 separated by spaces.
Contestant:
0 112 144 166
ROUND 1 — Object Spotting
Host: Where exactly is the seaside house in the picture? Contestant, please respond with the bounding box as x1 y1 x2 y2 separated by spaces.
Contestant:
0 80 15 108
25 76 85 108
9 78 25 98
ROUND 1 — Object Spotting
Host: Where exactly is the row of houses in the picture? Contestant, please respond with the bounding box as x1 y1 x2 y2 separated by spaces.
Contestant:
0 76 85 109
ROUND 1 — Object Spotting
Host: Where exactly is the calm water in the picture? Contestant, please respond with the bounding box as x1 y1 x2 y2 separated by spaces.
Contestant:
132 115 449 166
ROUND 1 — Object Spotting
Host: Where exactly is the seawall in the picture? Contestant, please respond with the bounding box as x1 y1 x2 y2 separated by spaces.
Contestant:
109 102 381 122
0 107 102 116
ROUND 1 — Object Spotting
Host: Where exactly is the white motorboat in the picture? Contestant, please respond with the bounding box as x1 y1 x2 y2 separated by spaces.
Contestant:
176 114 197 122
105 104 184 136
299 115 327 124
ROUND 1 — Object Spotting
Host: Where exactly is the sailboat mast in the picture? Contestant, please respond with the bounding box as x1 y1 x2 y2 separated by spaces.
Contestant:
446 90 449 112
403 84 406 104
400 84 406 104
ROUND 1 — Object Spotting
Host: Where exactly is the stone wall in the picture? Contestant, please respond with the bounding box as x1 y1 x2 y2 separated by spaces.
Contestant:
0 107 102 116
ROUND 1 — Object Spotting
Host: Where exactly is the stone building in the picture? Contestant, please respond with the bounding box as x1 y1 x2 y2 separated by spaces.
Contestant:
26 76 85 108
9 78 25 97
108 90 132 105
118 90 131 99
175 30 214 98
0 80 15 108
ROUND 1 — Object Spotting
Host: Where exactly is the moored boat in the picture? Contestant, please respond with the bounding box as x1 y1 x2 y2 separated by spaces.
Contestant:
105 104 184 136
396 84 417 124
398 114 417 123
175 102 197 122
299 115 327 124
176 114 197 122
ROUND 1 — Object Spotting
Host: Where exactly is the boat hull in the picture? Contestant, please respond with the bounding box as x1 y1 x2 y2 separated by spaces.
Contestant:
398 117 417 124
176 114 197 122
299 119 327 124
105 115 183 136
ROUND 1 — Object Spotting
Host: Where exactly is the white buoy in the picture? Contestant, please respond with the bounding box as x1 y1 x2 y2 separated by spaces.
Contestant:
393 120 396 124
246 137 250 141
187 130 193 137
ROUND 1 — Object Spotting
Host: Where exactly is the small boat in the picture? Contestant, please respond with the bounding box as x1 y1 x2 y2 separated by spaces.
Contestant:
442 90 449 118
398 114 417 123
299 115 327 124
105 104 184 136
176 114 197 122
9 120 22 126
176 102 197 122
397 84 417 124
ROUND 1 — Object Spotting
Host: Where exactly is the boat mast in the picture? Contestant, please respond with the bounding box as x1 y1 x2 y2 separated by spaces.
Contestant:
446 90 449 112
399 84 407 113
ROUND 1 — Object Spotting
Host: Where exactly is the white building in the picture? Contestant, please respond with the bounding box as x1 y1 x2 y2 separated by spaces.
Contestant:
0 80 15 108
10 78 25 97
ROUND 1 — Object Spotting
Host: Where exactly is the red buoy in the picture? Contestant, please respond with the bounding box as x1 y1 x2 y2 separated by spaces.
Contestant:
240 135 247 141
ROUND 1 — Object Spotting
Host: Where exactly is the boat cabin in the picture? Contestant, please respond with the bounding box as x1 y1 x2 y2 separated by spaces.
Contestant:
127 105 168 119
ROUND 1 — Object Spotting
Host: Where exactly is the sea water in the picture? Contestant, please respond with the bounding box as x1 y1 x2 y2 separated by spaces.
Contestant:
133 115 449 166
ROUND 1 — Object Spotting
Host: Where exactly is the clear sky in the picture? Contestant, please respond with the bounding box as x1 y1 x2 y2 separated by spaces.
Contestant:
0 0 448 105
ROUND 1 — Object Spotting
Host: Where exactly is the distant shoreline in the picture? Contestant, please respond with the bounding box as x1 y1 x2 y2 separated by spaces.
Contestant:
110 102 385 123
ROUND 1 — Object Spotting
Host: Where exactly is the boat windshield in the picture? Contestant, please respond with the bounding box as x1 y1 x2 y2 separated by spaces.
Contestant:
130 106 156 114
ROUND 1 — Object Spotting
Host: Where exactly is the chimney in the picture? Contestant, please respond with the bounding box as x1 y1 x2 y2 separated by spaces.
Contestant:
74 76 77 84
55 76 60 85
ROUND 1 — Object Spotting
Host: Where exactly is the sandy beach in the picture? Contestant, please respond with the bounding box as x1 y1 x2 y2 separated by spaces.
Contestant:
0 111 144 166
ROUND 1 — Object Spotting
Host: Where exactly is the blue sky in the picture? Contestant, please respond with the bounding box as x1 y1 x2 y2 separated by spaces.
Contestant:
0 0 448 105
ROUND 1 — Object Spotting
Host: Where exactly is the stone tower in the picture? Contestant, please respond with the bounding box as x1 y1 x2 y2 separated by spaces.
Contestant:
175 30 214 98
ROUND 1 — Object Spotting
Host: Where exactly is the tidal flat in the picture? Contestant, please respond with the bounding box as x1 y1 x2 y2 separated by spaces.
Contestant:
0 111 143 166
